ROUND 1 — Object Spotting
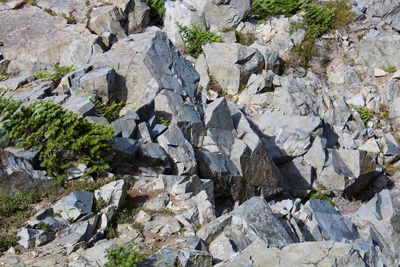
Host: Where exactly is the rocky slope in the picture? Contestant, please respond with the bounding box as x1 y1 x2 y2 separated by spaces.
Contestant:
0 0 400 266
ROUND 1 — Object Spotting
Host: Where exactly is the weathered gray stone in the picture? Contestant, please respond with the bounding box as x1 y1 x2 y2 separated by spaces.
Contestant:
230 197 294 247
88 6 126 45
0 150 51 196
353 189 400 260
53 192 94 222
61 96 95 116
158 124 197 175
90 28 200 108
195 0 251 31
94 179 127 209
163 0 206 48
220 240 372 267
0 6 98 76
58 65 117 103
200 43 264 95
298 200 359 242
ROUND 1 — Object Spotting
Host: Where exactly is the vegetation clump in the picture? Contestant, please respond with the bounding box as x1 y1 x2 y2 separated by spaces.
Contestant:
0 96 114 185
235 31 257 46
33 64 75 80
105 245 141 267
381 64 397 74
145 0 165 25
353 106 374 125
0 191 43 252
178 24 223 58
156 117 170 127
92 99 124 121
251 0 354 66
310 191 336 206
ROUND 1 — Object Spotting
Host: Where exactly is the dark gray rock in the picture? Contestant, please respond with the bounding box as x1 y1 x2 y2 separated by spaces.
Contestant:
61 96 95 117
299 200 359 242
53 192 94 222
59 65 117 103
0 150 51 196
158 124 197 175
231 197 294 247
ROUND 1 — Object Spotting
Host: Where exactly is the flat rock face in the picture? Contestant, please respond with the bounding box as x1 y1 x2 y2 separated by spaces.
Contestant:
90 27 200 108
0 6 98 75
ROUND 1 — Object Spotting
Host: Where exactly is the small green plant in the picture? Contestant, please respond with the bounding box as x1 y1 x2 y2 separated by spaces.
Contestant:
64 15 77 24
310 191 335 206
353 106 374 125
94 197 107 211
380 64 397 74
36 222 50 232
145 0 165 25
156 117 170 127
132 222 144 235
0 97 114 185
252 0 354 66
251 0 302 17
105 245 141 267
92 100 124 121
0 192 44 252
235 31 257 46
177 23 223 58
142 208 174 216
0 73 7 82
33 64 75 80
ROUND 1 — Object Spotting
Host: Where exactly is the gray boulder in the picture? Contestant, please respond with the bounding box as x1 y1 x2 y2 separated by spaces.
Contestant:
297 200 359 242
88 6 126 46
61 96 96 117
353 189 400 260
0 150 51 196
199 43 264 95
219 240 381 267
94 179 127 209
90 28 200 108
58 65 118 103
186 0 251 31
319 148 377 197
53 192 94 222
158 124 197 175
0 6 98 76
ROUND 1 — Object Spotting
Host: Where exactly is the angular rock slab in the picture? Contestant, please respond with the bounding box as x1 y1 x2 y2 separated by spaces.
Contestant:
90 27 200 108
94 179 127 209
53 191 94 222
200 43 264 95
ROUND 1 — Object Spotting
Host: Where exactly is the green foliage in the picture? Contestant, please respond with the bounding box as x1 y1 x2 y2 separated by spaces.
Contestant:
381 64 397 74
145 0 165 25
235 31 257 46
0 97 114 185
353 106 374 125
0 192 44 252
94 197 107 211
156 117 170 127
177 24 223 58
310 191 335 206
92 100 124 121
105 245 141 267
142 208 174 216
251 0 303 17
0 73 7 82
34 64 75 80
251 0 354 66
